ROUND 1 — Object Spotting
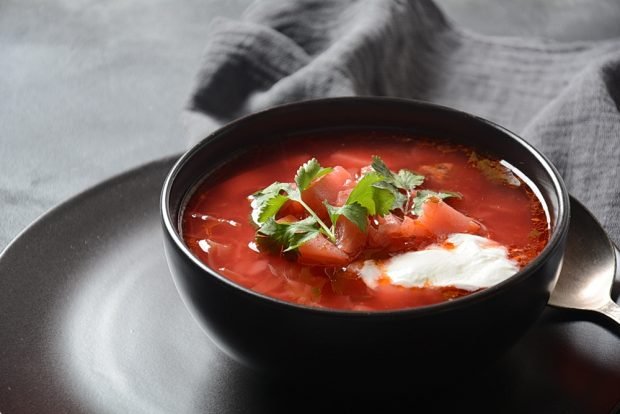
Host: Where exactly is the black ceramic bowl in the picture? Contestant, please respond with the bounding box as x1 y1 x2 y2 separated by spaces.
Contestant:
161 97 569 386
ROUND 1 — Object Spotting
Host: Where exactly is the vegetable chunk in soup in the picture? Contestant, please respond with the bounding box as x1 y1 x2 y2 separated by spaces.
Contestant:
182 131 549 311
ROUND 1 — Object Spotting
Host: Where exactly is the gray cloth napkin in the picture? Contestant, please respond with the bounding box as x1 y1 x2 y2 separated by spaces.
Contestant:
187 0 620 243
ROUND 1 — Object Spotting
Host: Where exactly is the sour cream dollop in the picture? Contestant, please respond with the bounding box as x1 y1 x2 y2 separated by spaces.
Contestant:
353 233 519 291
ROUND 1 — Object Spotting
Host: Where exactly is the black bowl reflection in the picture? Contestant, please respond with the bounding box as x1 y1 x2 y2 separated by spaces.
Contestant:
161 97 569 386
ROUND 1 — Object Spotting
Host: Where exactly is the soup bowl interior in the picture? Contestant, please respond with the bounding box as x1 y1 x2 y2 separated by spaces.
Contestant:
161 97 569 386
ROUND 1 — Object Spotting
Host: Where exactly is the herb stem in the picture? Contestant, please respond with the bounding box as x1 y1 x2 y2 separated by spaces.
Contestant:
297 199 336 243
405 190 412 214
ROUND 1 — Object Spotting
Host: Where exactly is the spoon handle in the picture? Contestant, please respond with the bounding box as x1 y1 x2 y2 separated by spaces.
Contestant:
603 245 620 325
598 301 620 325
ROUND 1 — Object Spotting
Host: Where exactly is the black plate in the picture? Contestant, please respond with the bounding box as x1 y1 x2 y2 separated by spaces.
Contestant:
1 156 619 414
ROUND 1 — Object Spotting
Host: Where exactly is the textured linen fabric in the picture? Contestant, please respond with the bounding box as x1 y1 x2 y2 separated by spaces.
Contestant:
187 0 620 243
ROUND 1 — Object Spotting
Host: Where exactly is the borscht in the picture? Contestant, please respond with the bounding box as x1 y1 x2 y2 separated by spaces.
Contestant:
182 131 549 311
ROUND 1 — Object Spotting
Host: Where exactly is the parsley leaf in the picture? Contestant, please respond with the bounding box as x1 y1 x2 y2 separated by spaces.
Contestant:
412 190 462 216
370 156 425 213
252 159 337 245
284 229 320 252
250 182 294 225
295 158 333 192
257 194 289 223
395 169 424 190
371 180 407 211
324 201 368 232
371 156 424 191
346 172 395 216
252 182 291 206
258 216 320 252
370 156 392 178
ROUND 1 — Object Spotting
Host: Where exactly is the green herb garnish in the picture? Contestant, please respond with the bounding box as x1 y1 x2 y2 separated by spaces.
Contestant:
346 172 394 216
249 156 460 252
250 159 337 246
371 156 424 213
295 158 333 192
259 216 320 252
324 201 368 233
371 156 424 190
251 182 294 224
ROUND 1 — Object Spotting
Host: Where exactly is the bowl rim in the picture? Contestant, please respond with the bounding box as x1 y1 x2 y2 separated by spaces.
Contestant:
161 96 570 318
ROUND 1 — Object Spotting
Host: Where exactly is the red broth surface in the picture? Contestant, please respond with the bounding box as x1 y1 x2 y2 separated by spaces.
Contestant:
182 131 549 311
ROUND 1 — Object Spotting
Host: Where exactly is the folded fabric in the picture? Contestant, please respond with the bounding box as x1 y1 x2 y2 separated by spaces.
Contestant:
187 0 620 243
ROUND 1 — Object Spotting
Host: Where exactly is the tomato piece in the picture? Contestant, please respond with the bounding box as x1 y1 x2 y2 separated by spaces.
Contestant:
417 199 483 236
277 200 305 219
301 166 353 219
368 214 433 251
368 214 401 248
399 216 433 238
336 216 367 258
336 188 353 207
330 271 371 298
276 214 298 224
297 234 351 266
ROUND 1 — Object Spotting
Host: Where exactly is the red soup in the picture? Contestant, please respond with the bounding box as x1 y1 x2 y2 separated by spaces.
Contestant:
182 131 549 311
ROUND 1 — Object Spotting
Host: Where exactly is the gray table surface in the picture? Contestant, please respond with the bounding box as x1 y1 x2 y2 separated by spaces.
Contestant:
2 0 620 250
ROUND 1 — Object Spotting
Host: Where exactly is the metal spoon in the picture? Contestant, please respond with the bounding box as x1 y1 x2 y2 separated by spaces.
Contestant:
549 196 620 325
